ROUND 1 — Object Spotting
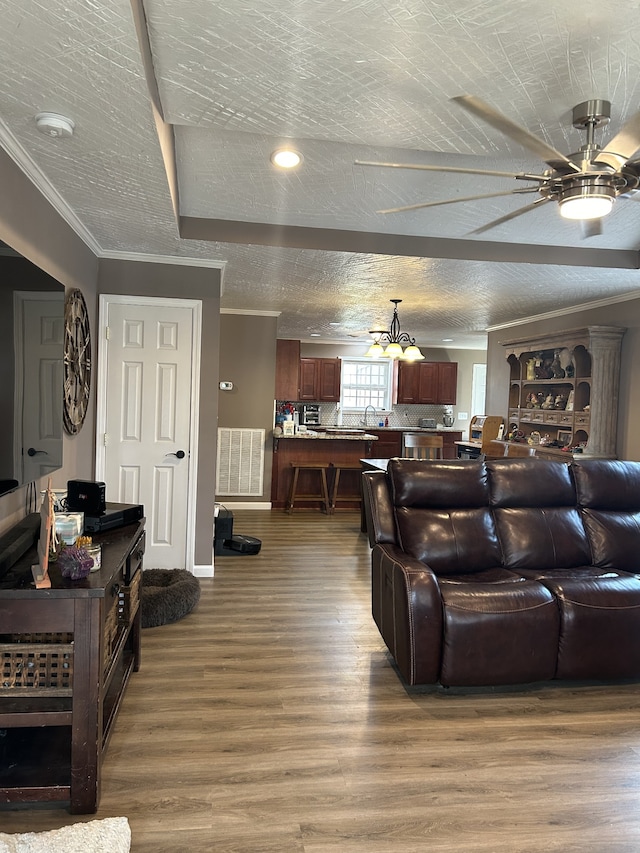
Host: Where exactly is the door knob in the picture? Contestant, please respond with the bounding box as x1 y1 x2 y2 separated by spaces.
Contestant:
168 450 186 459
27 447 47 456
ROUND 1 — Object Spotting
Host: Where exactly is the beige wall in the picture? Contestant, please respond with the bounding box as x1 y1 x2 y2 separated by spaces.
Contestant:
486 297 640 461
0 147 223 571
0 148 98 533
218 313 278 503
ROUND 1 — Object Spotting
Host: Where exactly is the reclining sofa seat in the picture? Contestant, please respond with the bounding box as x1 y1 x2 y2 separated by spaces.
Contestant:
363 457 640 687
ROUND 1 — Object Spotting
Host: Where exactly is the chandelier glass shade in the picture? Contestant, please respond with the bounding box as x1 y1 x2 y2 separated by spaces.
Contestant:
366 299 424 361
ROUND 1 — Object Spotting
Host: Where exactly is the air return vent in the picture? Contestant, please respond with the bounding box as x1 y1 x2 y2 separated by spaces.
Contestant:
216 428 265 496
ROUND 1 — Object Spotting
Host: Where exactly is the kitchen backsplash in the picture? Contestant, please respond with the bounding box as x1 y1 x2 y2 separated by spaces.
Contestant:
318 403 449 428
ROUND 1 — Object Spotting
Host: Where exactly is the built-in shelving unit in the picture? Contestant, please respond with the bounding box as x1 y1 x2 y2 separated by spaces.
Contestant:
502 326 625 458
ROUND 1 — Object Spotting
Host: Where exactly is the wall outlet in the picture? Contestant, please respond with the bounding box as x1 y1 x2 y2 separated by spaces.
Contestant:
457 412 468 420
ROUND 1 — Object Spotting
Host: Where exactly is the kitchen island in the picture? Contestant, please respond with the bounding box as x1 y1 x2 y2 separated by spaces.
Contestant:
271 431 378 511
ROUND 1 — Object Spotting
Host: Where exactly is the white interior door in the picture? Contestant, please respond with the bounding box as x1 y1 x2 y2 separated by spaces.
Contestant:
97 296 200 570
18 293 64 484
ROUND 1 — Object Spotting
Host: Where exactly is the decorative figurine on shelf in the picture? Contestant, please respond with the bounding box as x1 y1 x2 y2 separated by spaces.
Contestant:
550 349 565 378
554 394 567 410
542 394 555 409
526 392 538 408
32 479 54 588
526 358 536 381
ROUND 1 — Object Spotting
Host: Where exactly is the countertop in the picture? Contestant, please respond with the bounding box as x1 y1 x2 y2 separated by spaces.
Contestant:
274 431 378 440
360 425 461 432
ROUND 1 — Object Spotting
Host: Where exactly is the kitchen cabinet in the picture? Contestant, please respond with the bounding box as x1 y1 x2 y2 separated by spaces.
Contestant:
367 429 403 458
0 517 145 813
299 357 341 402
366 429 462 459
396 361 458 405
275 339 300 400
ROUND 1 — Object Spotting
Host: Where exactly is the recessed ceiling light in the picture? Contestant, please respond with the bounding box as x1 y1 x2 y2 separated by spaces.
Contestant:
442 338 454 342
270 148 302 169
310 333 321 337
329 322 340 326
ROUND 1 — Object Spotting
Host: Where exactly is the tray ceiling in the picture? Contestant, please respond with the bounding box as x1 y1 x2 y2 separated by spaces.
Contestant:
1 0 640 348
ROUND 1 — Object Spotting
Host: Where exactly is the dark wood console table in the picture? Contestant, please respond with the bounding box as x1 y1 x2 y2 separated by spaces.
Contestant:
0 517 145 813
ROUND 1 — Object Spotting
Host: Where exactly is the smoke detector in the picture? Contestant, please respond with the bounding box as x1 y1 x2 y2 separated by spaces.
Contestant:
35 112 75 138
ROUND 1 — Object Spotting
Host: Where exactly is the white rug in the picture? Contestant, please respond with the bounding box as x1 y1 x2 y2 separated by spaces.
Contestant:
0 817 130 853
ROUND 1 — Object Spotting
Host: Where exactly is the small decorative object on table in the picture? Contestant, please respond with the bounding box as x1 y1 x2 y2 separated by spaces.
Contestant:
76 535 101 572
58 545 94 580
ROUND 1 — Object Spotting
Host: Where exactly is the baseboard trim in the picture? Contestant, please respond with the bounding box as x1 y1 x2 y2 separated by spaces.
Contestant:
193 564 214 578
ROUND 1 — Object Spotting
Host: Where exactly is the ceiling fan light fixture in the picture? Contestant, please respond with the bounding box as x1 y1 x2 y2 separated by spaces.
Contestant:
558 181 616 220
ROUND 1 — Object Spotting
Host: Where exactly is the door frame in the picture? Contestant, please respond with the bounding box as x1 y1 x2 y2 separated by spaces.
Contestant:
95 294 202 572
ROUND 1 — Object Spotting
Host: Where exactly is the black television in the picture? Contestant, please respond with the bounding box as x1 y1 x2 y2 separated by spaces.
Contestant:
0 245 65 498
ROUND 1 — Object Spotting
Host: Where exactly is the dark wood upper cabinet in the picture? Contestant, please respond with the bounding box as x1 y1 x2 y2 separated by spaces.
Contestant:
298 358 319 400
436 361 458 405
275 339 300 400
396 361 458 405
299 357 341 401
317 358 341 402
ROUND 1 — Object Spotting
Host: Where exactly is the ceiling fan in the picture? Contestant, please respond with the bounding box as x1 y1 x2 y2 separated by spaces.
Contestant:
356 96 640 236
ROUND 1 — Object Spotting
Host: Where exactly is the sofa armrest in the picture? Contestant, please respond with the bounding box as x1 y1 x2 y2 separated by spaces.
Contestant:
362 470 397 547
372 543 443 685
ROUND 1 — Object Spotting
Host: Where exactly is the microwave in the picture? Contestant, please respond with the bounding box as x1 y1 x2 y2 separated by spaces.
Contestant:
302 404 321 425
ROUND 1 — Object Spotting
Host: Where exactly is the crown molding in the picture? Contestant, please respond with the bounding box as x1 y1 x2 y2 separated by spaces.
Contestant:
487 287 640 332
221 308 280 317
0 117 103 256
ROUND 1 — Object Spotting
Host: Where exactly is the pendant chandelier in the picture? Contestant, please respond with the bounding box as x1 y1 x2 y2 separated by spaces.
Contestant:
365 299 425 361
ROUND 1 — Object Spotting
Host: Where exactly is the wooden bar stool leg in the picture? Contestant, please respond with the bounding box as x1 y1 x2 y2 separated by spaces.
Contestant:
330 465 363 513
330 467 341 514
287 466 300 514
320 467 330 514
287 464 331 513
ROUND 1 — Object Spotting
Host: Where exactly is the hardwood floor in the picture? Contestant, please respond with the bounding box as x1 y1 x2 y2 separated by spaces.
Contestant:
4 509 640 851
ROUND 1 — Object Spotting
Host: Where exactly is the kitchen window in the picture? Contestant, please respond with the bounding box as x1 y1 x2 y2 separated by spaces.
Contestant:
340 358 393 413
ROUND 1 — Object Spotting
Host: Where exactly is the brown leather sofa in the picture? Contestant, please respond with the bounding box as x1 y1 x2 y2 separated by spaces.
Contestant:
362 457 640 686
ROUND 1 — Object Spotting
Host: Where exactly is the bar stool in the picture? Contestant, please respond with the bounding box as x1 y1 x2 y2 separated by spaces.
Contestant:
402 433 444 459
330 464 363 513
287 463 331 513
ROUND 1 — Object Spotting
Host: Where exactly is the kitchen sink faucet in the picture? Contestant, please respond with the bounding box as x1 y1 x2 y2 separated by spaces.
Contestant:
362 405 377 426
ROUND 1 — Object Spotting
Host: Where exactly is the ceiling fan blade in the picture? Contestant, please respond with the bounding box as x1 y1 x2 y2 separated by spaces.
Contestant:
377 187 539 214
581 219 603 239
470 197 553 235
452 95 581 173
355 160 547 182
594 111 640 170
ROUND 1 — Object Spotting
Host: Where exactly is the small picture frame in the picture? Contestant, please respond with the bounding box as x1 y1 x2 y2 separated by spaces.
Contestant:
557 430 572 448
497 424 505 440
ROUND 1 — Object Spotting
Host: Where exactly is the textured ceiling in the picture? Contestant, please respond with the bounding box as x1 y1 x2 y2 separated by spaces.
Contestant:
1 0 640 348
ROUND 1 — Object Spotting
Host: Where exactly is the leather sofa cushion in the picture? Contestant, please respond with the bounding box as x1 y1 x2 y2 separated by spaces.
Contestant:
438 578 559 685
521 570 640 680
488 458 576 507
494 506 591 570
581 509 640 573
396 506 502 575
389 459 490 508
572 459 640 510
